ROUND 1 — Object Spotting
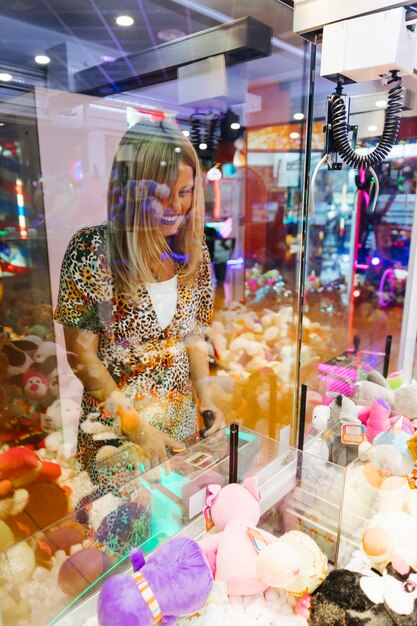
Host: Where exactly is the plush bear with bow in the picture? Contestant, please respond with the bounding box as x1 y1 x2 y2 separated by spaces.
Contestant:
198 476 278 595
97 536 213 626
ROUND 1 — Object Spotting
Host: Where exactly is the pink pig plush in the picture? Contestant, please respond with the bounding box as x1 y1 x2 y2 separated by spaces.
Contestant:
198 477 277 595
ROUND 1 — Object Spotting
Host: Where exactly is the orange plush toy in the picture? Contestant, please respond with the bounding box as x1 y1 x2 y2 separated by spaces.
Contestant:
0 447 69 539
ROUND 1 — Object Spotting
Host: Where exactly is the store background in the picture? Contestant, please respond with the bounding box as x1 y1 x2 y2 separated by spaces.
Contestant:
1 1 417 624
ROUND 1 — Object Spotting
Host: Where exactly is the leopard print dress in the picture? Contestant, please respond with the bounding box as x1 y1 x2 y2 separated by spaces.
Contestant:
54 225 213 478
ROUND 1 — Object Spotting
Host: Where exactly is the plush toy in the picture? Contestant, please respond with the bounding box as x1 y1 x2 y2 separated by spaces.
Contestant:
97 536 213 626
361 511 417 570
23 369 50 403
365 399 392 443
0 446 61 487
198 477 278 595
302 556 417 625
355 371 417 421
307 405 331 461
256 530 328 596
325 395 362 466
0 448 69 539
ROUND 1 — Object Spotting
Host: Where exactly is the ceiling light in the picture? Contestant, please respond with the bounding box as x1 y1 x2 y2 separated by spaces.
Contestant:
0 73 12 82
35 55 50 65
182 130 190 137
157 28 186 42
293 112 304 120
199 142 207 150
375 99 387 108
230 122 240 130
116 15 134 27
290 132 299 139
368 125 378 132
174 147 181 153
0 123 4 127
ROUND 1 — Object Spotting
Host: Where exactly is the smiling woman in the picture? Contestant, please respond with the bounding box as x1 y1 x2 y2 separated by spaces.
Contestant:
54 120 224 482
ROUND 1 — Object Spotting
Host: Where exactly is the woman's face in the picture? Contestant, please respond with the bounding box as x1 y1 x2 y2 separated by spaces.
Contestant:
157 163 194 238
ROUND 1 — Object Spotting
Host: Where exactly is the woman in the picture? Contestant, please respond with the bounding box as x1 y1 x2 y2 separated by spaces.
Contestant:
55 120 224 479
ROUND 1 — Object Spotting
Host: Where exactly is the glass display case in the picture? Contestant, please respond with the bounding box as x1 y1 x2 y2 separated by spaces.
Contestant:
0 427 345 626
2 2 417 625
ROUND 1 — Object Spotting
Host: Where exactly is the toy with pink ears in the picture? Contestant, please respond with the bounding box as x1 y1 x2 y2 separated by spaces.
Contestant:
198 476 327 598
198 476 278 595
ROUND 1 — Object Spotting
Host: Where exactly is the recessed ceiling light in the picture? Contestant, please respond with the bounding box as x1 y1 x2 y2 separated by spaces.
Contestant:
199 142 207 150
293 112 304 120
116 15 134 27
290 132 299 139
0 73 12 82
35 55 50 65
368 125 378 132
182 130 190 137
157 28 186 42
375 99 387 108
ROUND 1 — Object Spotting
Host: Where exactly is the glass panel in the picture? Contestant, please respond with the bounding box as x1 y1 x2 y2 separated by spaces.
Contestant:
0 3 314 624
43 428 344 626
304 41 417 377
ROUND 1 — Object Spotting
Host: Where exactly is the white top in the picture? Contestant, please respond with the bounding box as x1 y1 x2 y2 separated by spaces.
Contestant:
146 275 178 330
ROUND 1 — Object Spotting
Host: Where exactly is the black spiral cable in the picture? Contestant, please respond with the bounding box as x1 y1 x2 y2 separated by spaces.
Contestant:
329 76 404 168
190 118 201 150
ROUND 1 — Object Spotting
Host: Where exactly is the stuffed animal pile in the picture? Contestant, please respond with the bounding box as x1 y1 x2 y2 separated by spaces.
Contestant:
0 331 80 456
205 303 333 435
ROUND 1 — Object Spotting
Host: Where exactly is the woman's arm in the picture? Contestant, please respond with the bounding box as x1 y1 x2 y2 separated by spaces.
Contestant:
63 326 178 465
63 326 118 401
185 333 225 435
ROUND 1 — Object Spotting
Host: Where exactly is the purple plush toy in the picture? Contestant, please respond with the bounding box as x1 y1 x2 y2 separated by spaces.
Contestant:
97 536 213 626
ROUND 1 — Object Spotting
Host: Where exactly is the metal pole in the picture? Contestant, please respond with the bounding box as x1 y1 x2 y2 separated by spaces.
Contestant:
383 334 392 378
229 422 239 484
292 40 317 446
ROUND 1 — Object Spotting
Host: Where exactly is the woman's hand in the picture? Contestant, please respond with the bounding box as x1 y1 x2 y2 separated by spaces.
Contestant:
199 403 225 437
128 420 181 468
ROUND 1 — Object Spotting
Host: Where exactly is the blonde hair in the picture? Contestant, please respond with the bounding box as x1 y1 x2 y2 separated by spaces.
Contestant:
107 120 204 293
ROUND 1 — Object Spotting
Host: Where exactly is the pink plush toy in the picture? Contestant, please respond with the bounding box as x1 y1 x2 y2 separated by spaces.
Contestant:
198 477 277 595
365 399 392 443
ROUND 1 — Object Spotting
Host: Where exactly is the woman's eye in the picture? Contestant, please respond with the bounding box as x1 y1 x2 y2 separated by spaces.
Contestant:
402 580 417 593
179 189 193 198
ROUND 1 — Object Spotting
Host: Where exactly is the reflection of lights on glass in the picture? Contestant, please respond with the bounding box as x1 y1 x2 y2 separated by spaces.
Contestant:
219 217 233 238
230 122 240 130
342 254 350 263
290 132 299 139
16 179 27 239
368 125 378 132
160 161 167 167
375 99 387 108
293 113 304 120
0 73 12 82
371 256 381 266
207 166 222 181
182 130 190 137
227 257 244 266
199 142 207 150
70 159 84 184
157 28 186 42
116 15 134 26
35 55 50 65
353 289 361 298
174 147 181 153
